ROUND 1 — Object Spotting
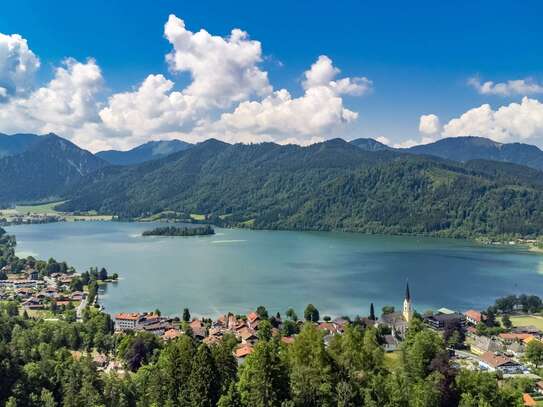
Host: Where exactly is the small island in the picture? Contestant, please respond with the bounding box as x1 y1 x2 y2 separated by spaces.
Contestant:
142 225 215 237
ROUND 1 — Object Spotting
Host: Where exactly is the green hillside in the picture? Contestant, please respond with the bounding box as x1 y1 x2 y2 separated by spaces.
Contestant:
59 139 543 239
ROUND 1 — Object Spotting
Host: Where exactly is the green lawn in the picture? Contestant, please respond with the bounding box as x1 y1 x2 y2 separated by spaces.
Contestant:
509 315 543 330
15 201 65 214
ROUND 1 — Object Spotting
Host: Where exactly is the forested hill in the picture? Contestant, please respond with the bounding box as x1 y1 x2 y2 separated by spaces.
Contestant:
59 138 543 239
0 134 107 204
403 136 543 171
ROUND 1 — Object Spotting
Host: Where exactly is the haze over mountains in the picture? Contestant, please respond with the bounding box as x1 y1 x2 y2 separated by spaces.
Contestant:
96 140 192 165
1 132 543 238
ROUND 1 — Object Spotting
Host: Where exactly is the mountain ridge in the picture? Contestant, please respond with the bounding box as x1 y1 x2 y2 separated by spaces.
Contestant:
0 134 107 205
59 138 543 239
97 139 192 165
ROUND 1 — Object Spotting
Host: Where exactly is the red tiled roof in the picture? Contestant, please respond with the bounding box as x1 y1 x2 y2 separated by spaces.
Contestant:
238 327 257 340
464 310 482 323
499 333 532 341
234 344 253 358
114 313 141 321
247 312 259 323
480 352 514 368
190 319 204 329
162 328 182 340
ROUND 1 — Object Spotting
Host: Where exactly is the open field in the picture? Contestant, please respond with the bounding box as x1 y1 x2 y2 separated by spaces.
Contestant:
1 201 114 222
509 315 543 330
15 201 64 214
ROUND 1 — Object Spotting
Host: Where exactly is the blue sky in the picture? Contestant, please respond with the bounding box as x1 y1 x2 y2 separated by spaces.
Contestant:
1 0 543 150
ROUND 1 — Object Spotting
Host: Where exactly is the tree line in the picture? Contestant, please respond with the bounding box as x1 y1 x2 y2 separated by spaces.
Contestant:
0 301 531 407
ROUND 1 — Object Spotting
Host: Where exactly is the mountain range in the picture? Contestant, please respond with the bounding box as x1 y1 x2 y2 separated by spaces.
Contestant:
1 132 543 238
58 138 543 238
351 136 543 171
96 140 192 165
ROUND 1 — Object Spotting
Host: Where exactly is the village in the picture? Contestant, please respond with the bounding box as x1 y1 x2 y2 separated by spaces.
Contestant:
107 284 543 406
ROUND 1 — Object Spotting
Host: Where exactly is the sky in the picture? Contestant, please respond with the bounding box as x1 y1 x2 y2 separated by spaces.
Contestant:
0 0 543 152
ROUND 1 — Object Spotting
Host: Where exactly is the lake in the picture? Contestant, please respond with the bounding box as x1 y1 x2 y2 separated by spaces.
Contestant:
6 222 543 319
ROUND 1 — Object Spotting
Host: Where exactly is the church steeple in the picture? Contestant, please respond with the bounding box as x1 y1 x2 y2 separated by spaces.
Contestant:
403 280 413 323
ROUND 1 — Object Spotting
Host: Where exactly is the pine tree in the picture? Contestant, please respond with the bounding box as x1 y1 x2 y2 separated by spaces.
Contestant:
183 308 191 322
238 340 290 407
217 384 242 407
189 344 220 407
158 335 195 405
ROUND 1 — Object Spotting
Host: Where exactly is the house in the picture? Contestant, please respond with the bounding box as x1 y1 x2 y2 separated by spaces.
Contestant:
471 336 503 355
22 297 44 309
189 319 207 339
138 312 161 327
15 287 34 299
142 321 170 336
203 335 222 346
464 310 482 325
247 311 261 329
512 326 542 335
234 344 253 364
535 381 543 395
25 269 39 280
424 312 465 330
238 327 258 345
70 291 85 301
318 322 340 335
506 341 525 357
383 335 398 352
499 333 533 342
479 352 523 374
162 328 182 341
114 313 142 331
41 287 58 298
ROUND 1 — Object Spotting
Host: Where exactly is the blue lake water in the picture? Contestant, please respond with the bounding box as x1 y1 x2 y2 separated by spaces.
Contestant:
7 222 543 319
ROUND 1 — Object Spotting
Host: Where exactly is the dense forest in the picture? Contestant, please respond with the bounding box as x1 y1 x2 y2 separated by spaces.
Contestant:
0 134 106 204
59 139 543 239
142 225 215 237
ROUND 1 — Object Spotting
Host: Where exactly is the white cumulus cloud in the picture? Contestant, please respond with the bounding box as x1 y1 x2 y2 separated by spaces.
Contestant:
0 33 40 100
203 56 364 144
442 97 543 143
0 19 372 151
418 114 441 136
164 15 272 109
0 58 103 137
406 97 543 148
468 77 543 96
303 55 372 96
99 74 199 141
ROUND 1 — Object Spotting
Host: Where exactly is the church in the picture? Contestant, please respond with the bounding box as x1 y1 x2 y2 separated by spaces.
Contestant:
378 281 413 338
